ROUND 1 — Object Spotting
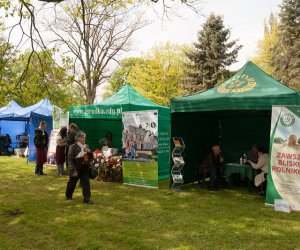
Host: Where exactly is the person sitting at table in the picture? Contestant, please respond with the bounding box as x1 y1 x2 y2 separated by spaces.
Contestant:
99 131 113 148
247 144 258 163
198 144 224 191
247 147 268 195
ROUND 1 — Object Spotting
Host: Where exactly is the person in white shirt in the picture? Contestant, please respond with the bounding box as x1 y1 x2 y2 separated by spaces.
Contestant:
247 147 269 194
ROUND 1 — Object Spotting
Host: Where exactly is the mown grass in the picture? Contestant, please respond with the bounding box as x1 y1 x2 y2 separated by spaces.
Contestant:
0 157 299 250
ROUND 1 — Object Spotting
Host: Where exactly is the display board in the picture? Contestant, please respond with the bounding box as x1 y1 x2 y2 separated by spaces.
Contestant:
171 137 185 191
47 129 59 161
266 106 300 211
53 111 69 130
122 110 158 188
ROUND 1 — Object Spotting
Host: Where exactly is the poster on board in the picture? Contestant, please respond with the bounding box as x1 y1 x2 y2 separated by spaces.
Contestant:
266 106 300 211
122 110 158 188
47 129 59 164
53 111 69 130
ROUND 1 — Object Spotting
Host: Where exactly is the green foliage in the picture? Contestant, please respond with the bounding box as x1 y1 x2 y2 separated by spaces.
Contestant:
0 157 300 249
108 43 188 106
272 0 300 87
0 49 85 110
185 13 242 93
252 13 279 75
108 57 144 96
0 26 17 107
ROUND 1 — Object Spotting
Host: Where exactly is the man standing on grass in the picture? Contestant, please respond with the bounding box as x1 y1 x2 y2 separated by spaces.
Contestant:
34 121 49 175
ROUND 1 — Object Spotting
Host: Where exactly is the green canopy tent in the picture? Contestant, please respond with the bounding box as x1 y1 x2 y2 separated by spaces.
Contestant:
69 84 170 180
170 61 300 183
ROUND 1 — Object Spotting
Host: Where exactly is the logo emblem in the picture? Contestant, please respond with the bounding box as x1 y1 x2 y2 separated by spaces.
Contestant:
280 113 295 127
217 74 256 93
150 122 156 128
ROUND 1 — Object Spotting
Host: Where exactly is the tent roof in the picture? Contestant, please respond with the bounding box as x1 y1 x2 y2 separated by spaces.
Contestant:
100 84 167 107
0 100 23 116
69 84 169 119
16 98 56 118
171 61 300 113
0 98 58 120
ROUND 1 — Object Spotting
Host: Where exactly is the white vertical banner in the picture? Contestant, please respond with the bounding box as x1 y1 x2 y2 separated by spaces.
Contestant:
47 129 59 160
59 112 69 128
266 106 300 211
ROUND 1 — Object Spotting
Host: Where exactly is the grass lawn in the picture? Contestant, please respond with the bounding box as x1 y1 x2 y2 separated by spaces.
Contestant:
0 157 299 250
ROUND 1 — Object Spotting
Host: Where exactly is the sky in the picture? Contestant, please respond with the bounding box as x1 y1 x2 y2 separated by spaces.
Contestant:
95 0 282 100
1 0 283 101
127 0 282 70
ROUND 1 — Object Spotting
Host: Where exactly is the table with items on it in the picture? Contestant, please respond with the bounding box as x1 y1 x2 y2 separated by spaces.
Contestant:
224 162 255 190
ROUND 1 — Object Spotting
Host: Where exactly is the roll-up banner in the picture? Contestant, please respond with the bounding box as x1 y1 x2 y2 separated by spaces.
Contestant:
122 110 158 188
266 106 300 211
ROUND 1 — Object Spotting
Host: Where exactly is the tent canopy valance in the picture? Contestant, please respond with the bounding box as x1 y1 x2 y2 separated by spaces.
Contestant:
69 84 170 121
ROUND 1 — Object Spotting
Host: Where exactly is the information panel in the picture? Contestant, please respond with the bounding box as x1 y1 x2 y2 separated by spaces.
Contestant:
266 106 300 211
122 110 158 188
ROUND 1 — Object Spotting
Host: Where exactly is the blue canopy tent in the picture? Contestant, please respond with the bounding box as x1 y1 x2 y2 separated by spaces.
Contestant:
0 99 58 161
0 100 22 113
0 101 27 151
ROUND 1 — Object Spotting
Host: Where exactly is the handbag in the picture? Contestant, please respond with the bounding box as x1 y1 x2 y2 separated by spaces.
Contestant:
89 165 98 179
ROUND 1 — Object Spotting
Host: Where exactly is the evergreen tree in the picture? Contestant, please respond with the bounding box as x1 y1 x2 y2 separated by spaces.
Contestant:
272 0 300 87
185 13 242 93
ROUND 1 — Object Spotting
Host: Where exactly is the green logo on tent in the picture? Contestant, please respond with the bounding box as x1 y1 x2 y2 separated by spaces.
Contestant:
280 113 295 127
217 74 256 93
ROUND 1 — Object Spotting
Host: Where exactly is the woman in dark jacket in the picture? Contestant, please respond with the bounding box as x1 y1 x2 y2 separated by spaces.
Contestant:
65 131 93 204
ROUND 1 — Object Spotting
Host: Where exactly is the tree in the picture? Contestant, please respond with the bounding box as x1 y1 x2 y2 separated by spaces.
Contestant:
252 13 279 75
185 13 242 93
272 0 300 88
108 57 144 95
0 49 84 109
0 22 17 106
46 0 146 104
0 0 203 98
108 42 188 106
